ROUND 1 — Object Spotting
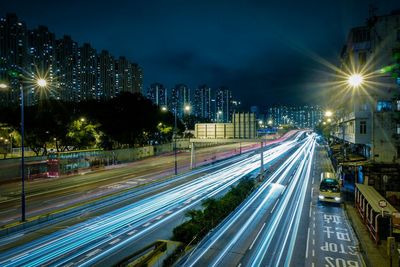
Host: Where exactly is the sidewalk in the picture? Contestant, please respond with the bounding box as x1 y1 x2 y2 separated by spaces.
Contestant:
344 202 399 267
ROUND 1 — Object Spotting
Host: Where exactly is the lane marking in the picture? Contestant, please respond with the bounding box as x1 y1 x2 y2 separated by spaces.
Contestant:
271 199 280 214
127 230 137 236
143 222 151 227
109 238 120 245
86 249 101 257
249 223 266 250
311 187 314 198
312 249 315 257
306 227 310 258
312 238 315 245
309 201 312 218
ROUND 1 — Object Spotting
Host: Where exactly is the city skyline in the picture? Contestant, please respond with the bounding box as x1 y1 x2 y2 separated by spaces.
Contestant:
2 1 399 108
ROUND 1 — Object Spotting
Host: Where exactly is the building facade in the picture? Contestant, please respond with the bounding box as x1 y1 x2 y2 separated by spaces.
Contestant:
266 105 323 128
147 82 167 107
0 13 143 106
193 84 211 120
169 83 191 118
216 86 232 122
332 10 400 164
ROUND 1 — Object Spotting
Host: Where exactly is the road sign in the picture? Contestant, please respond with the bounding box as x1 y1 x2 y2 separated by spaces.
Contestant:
379 199 387 208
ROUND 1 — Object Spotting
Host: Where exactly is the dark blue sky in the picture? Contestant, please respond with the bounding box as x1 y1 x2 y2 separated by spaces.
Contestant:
2 0 400 108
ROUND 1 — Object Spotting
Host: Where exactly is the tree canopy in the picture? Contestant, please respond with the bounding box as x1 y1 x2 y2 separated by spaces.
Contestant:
0 92 182 155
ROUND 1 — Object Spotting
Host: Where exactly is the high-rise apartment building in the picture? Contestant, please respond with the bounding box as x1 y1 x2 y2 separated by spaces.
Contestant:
216 87 232 122
79 43 98 101
0 13 27 107
98 50 116 100
170 84 190 118
193 84 211 120
266 105 322 128
147 82 167 107
27 25 57 104
0 13 143 106
55 35 80 102
131 63 142 94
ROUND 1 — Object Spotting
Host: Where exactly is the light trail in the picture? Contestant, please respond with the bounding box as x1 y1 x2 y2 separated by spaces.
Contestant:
182 133 315 267
0 132 304 266
250 134 315 266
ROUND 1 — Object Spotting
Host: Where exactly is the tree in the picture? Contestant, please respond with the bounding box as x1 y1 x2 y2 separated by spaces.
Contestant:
65 119 102 150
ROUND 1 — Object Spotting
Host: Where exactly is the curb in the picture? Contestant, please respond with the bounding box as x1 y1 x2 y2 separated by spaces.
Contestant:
343 202 370 267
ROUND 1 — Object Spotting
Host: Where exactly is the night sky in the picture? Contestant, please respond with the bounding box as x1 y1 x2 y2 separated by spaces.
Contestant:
1 0 400 108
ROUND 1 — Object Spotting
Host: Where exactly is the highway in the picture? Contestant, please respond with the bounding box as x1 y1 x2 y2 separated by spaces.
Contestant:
180 132 316 267
0 132 303 266
0 142 260 226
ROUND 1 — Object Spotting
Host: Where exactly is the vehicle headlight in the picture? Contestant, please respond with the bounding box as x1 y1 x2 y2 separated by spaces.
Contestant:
318 195 324 200
335 197 341 201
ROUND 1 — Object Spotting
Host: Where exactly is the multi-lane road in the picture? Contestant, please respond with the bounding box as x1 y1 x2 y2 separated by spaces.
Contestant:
0 132 364 266
180 135 364 267
181 132 315 267
0 142 259 226
0 132 300 266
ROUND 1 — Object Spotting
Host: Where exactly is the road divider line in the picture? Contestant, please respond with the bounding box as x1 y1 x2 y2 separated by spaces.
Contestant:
306 227 310 258
271 199 280 214
249 223 266 250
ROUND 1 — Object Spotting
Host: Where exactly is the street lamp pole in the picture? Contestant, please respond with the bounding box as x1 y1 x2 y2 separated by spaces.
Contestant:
20 81 26 222
174 106 178 175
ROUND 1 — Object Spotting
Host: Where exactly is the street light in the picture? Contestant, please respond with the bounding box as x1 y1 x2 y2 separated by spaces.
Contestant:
20 77 48 221
348 73 364 88
217 110 222 122
325 110 333 117
161 106 178 175
37 78 47 88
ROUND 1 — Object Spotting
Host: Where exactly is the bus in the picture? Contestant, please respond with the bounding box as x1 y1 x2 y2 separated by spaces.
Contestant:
318 172 341 203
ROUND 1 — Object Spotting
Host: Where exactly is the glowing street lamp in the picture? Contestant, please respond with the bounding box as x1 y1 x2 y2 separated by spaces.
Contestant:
268 120 273 126
19 77 49 221
0 82 8 89
324 110 333 117
184 105 191 112
37 78 48 88
348 73 364 88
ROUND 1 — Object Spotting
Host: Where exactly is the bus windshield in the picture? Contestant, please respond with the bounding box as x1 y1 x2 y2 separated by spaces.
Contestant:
320 179 340 193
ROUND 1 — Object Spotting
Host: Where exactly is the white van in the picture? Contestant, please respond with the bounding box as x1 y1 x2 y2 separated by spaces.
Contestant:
318 172 341 203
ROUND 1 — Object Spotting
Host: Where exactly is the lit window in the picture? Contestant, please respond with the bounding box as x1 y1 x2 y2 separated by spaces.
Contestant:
377 101 392 112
